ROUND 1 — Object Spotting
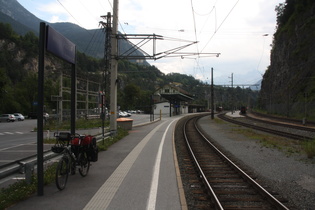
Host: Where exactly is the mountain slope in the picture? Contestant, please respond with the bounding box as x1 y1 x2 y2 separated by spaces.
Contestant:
0 12 35 35
0 0 148 63
0 0 42 33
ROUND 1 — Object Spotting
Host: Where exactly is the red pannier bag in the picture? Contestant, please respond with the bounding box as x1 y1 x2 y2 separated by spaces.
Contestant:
71 135 93 146
71 135 98 162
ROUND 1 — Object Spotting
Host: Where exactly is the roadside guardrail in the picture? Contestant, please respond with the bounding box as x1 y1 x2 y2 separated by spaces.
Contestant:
0 133 110 184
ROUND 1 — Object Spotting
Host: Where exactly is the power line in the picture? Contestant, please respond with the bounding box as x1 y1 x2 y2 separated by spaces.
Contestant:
190 0 199 53
192 0 218 16
56 0 85 28
198 6 216 36
201 0 240 53
55 0 110 57
84 28 104 56
78 0 101 23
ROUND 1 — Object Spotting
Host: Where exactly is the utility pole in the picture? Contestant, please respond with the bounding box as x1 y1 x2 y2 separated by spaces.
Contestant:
100 0 218 131
110 0 119 134
100 12 111 139
211 68 214 119
229 73 234 114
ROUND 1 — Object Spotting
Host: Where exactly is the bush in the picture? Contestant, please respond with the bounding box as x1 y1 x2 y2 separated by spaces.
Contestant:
303 140 315 158
0 163 57 209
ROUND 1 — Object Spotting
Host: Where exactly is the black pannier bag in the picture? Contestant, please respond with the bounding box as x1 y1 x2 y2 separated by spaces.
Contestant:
87 137 98 162
70 135 98 162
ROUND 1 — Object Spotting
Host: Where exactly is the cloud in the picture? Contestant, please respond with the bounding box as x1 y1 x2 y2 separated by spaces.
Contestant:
50 15 62 23
17 0 284 84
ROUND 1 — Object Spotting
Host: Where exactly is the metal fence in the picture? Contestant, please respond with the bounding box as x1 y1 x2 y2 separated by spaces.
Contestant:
265 101 315 121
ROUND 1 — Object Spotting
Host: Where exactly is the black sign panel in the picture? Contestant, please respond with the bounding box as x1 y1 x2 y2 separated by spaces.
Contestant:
46 26 76 64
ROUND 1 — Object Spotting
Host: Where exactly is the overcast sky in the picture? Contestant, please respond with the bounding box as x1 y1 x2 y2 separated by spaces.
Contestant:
17 0 284 85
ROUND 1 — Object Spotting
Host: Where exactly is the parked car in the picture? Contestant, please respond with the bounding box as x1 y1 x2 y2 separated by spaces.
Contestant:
0 114 16 122
118 111 131 117
13 113 25 121
118 111 127 117
125 111 131 117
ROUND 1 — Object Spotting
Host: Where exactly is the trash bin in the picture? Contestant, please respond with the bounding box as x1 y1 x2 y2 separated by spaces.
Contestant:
117 118 133 130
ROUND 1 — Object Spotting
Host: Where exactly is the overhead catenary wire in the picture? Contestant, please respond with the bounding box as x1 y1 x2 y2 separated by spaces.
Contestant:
201 0 240 53
56 0 86 29
190 0 200 54
55 0 105 56
84 28 104 56
190 0 221 82
55 0 127 58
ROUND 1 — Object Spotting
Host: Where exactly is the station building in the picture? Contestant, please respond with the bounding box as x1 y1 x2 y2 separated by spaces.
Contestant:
152 84 195 117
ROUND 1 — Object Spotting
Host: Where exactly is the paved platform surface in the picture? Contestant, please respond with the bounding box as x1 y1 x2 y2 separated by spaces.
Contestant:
9 115 186 210
225 111 245 118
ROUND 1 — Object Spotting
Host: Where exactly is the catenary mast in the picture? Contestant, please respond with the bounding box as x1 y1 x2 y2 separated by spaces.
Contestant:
110 0 119 134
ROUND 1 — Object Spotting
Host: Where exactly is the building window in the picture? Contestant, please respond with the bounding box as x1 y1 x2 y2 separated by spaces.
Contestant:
165 89 169 93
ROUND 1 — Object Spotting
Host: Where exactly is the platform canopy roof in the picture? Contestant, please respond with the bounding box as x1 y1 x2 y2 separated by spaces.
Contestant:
157 84 194 102
160 93 194 102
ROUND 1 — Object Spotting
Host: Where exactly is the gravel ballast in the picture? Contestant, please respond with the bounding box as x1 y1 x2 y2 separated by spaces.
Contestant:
197 115 315 209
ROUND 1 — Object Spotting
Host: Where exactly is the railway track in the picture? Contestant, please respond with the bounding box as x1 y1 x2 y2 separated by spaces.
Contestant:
175 115 289 209
246 113 315 133
218 113 313 141
250 111 315 127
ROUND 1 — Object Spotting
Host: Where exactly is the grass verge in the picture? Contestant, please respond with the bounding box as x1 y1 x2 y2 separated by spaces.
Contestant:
303 140 315 158
97 127 129 151
0 163 56 210
231 127 314 158
40 118 110 131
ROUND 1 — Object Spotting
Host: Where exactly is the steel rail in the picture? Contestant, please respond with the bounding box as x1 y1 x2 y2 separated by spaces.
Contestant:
246 114 315 133
218 113 312 141
183 117 224 210
194 116 290 210
250 111 315 126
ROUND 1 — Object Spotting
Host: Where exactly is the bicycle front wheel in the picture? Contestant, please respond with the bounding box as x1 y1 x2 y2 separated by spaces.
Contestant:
56 156 69 190
78 152 90 177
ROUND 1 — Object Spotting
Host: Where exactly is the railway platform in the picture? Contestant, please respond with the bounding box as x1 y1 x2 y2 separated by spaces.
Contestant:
8 116 186 210
225 110 245 118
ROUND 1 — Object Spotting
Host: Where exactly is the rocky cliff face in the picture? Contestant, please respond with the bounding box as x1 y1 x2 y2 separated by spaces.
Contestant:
260 2 315 114
0 38 65 76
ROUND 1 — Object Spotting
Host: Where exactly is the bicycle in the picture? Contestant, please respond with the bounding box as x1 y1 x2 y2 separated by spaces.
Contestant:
52 132 90 190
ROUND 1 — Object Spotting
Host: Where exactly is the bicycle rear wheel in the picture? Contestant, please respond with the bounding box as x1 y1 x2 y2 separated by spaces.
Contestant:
56 156 69 190
78 152 90 177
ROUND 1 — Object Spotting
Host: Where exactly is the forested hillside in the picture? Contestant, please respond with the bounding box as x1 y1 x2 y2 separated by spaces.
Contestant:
0 22 258 115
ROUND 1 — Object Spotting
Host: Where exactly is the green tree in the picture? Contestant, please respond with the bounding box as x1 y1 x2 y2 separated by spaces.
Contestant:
0 68 8 113
20 32 38 58
123 83 141 110
19 73 38 113
0 23 19 42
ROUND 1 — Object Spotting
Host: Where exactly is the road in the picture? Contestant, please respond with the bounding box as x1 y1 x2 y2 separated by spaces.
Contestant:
0 115 154 167
0 119 37 150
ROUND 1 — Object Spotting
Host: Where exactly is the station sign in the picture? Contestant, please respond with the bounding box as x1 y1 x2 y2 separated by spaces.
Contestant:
46 26 76 64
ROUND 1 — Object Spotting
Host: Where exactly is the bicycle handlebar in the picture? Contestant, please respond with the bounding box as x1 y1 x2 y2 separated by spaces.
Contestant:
54 132 86 140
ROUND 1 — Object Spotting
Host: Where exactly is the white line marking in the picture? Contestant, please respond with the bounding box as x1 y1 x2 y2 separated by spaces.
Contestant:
84 121 168 210
147 119 176 210
0 143 35 152
4 132 13 135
